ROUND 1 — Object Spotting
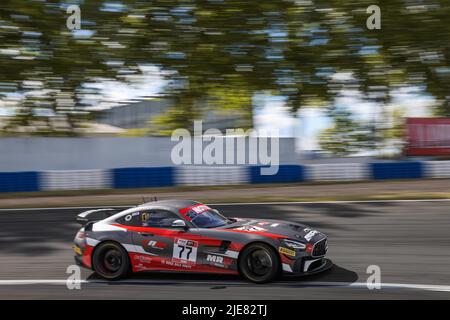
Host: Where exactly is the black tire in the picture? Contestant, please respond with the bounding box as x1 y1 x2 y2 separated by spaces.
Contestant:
92 242 130 280
238 243 280 283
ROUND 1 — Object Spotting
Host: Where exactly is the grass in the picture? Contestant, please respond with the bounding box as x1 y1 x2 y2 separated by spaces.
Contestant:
0 180 364 199
0 181 449 209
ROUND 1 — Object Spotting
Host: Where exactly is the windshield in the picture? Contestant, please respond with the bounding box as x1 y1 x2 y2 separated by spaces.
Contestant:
190 209 230 228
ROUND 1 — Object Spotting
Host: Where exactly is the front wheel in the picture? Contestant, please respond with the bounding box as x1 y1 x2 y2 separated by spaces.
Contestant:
92 242 130 280
238 243 280 283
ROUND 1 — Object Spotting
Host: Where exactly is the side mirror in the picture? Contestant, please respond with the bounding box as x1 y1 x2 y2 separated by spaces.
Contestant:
171 219 188 229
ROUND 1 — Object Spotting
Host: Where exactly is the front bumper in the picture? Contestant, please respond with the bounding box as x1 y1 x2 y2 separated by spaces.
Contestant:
279 236 329 275
294 256 330 273
288 258 333 277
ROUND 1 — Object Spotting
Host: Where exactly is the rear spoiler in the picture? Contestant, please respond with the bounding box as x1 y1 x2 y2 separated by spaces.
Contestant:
76 208 119 226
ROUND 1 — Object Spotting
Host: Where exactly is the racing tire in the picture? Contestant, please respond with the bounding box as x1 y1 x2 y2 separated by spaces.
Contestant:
238 243 280 283
92 242 130 280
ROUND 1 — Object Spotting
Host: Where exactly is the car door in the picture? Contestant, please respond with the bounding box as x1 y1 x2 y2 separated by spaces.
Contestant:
131 209 189 271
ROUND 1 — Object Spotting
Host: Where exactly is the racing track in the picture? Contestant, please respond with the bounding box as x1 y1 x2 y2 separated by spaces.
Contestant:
0 200 450 299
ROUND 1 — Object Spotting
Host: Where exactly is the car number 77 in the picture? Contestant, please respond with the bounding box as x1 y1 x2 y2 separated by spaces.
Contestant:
177 245 193 260
173 238 198 263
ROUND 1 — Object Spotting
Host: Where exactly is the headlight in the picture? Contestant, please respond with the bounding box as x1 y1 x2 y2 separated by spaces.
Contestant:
282 239 306 250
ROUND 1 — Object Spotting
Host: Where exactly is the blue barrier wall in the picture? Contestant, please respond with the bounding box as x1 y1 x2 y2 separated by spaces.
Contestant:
0 171 39 192
250 165 305 184
371 162 424 180
112 167 174 189
0 161 446 192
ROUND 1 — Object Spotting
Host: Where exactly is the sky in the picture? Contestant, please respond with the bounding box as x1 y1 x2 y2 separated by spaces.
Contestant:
81 65 168 111
252 86 436 151
0 65 168 115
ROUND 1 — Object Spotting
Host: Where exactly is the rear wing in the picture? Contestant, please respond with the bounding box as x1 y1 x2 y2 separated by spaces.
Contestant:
76 208 119 226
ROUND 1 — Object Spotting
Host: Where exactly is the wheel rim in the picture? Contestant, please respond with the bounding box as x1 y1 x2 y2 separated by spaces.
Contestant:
100 248 123 274
246 248 273 277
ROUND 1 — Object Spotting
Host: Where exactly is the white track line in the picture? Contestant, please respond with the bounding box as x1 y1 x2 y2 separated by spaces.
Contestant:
0 280 450 292
0 280 87 285
1 198 450 211
299 281 450 293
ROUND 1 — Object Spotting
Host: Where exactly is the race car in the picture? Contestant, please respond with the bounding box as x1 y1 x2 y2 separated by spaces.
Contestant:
73 200 331 283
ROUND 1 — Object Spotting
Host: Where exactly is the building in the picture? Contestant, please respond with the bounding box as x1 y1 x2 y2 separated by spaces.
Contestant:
97 98 250 132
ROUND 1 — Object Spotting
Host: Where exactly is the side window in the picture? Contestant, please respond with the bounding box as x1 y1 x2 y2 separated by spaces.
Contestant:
141 210 179 228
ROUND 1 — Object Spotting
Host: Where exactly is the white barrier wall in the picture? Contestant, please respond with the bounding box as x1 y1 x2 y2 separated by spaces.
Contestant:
0 137 298 171
40 170 112 190
175 166 249 186
306 163 370 181
4 161 450 193
424 161 450 178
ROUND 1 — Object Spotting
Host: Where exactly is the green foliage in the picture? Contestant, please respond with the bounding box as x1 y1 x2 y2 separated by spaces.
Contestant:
319 108 373 156
0 0 450 136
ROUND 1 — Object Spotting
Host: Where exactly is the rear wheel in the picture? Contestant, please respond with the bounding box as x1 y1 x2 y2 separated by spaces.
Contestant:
238 243 280 283
92 242 130 280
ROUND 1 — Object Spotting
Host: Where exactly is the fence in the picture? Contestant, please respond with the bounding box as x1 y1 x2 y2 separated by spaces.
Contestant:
0 161 449 193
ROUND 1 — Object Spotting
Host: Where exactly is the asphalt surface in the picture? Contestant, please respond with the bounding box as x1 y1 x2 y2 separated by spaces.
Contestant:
1 200 450 299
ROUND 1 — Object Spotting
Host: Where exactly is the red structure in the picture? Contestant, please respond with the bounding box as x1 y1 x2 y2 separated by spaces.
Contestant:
405 118 450 155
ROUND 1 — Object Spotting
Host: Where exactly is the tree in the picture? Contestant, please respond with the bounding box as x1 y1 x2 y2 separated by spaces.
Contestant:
319 108 373 156
1 0 450 136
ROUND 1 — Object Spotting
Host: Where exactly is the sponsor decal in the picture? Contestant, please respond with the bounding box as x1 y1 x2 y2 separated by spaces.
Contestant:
180 204 211 221
72 245 82 255
235 225 267 232
205 254 232 268
304 230 319 241
133 255 153 264
206 254 224 264
125 212 141 222
206 250 239 259
173 238 198 264
144 240 166 250
162 259 193 269
270 223 280 227
279 247 296 257
191 205 211 214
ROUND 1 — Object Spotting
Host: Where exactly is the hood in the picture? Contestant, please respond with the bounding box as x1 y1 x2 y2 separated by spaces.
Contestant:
223 218 326 243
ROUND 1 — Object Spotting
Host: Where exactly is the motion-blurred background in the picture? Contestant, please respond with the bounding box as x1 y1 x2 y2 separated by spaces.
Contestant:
2 2 450 300
0 0 450 198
